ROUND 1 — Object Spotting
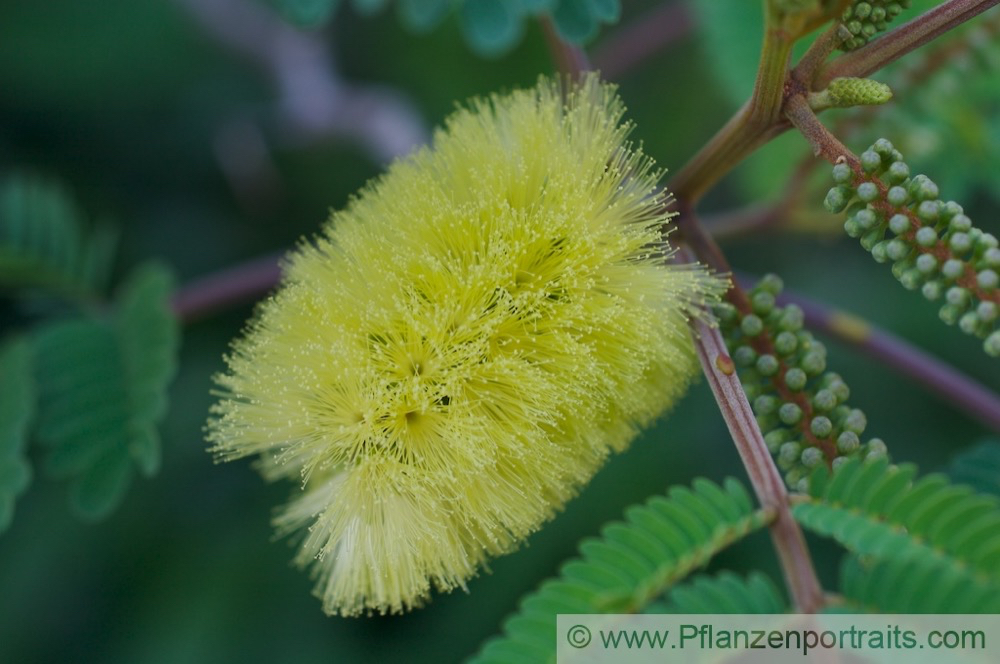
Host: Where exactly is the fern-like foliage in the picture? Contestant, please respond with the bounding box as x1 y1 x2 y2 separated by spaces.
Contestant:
644 571 788 614
945 440 1000 498
31 264 179 519
838 553 1000 613
794 457 1000 606
471 478 773 664
0 174 116 299
0 339 35 532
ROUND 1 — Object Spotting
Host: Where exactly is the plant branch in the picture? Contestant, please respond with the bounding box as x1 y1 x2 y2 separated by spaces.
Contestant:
688 305 825 612
816 0 1000 88
171 252 283 323
540 17 593 78
591 1 694 79
174 0 428 163
783 94 858 166
734 277 1000 434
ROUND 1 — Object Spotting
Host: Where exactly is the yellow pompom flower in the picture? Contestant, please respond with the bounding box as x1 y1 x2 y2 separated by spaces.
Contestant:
207 75 725 616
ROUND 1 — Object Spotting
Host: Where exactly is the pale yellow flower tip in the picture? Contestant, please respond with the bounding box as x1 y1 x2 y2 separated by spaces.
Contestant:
207 74 727 617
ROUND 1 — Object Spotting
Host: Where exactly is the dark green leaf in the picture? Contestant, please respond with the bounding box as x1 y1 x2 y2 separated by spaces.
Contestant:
31 262 179 520
0 174 116 299
0 339 35 533
470 477 771 663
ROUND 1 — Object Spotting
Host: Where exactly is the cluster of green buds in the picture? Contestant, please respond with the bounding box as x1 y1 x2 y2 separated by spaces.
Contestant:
716 275 889 492
840 0 911 51
824 139 1000 356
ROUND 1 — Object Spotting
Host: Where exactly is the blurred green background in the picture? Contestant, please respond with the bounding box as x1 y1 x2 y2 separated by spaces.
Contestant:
1 1 998 662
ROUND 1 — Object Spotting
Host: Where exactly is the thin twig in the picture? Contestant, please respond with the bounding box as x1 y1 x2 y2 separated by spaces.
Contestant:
816 0 1000 88
731 276 1000 434
171 252 283 324
174 0 428 163
687 299 825 612
591 1 694 79
540 17 593 78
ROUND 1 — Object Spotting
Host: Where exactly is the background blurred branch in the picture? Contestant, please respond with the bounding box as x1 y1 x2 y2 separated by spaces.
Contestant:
735 276 1000 434
592 1 694 79
174 0 429 164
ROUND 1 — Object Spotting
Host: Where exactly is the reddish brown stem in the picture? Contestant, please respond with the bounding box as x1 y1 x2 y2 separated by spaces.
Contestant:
817 0 1000 87
689 312 825 612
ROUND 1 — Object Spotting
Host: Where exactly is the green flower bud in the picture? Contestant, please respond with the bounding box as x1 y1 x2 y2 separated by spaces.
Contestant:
832 163 853 184
917 200 940 223
915 253 937 274
825 186 851 213
977 269 998 290
774 331 798 356
871 241 889 263
941 259 965 280
915 226 937 247
886 161 909 184
779 402 803 426
854 208 879 230
810 416 833 438
984 331 1000 357
733 345 757 367
873 138 895 156
778 305 804 332
813 388 837 412
949 232 972 254
824 78 893 109
752 290 776 315
740 314 764 336
756 354 780 377
866 438 888 459
959 311 981 335
886 239 910 261
922 280 943 300
764 429 789 452
857 181 880 202
946 286 970 307
837 431 860 453
800 350 826 376
949 214 972 232
977 301 998 323
754 395 779 415
757 273 784 295
888 214 910 235
801 446 824 468
899 268 922 290
886 186 908 206
779 441 802 465
939 302 963 325
784 367 808 391
842 408 867 434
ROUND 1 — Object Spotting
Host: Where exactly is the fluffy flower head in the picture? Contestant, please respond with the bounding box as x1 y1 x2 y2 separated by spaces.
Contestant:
208 75 724 616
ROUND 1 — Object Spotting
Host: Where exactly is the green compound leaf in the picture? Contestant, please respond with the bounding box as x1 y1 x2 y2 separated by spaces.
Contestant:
471 478 772 663
838 553 1000 613
0 339 35 533
0 174 116 300
945 440 1000 499
644 571 788 614
32 263 179 520
795 458 1000 586
459 0 523 56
